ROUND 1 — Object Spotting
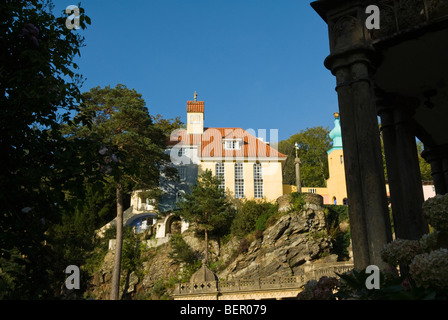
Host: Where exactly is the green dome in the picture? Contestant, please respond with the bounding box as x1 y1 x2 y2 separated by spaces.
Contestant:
328 112 343 154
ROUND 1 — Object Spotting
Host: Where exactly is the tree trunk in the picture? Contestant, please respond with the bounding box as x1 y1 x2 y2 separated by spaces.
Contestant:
110 183 124 300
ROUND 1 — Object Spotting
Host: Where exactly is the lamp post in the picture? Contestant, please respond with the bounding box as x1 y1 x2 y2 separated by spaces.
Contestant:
295 142 301 193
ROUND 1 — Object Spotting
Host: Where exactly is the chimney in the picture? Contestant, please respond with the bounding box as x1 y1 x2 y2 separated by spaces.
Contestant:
186 91 204 134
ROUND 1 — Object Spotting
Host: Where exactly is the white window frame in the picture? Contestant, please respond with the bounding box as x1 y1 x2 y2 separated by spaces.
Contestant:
253 163 263 198
215 162 225 190
190 114 200 124
235 163 244 198
224 139 242 150
178 166 186 181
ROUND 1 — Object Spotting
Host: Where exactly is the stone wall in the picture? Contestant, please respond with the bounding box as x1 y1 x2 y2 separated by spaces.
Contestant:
277 192 324 212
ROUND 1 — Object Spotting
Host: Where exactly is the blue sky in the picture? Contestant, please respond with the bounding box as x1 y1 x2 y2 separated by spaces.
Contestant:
55 0 338 141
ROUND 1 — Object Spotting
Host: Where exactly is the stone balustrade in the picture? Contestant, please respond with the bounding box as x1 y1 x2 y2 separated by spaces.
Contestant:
173 262 354 299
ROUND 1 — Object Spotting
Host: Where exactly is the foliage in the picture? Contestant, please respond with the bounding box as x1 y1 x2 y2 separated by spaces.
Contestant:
334 194 448 299
70 84 171 189
0 0 92 298
169 234 202 283
298 276 339 300
231 199 277 238
334 268 407 300
416 140 432 181
151 114 185 137
335 265 448 300
66 84 174 299
422 194 448 232
324 205 351 260
177 170 234 242
149 277 179 300
278 126 331 187
169 234 200 266
324 204 349 223
121 228 145 277
255 203 278 232
51 180 118 259
289 192 306 212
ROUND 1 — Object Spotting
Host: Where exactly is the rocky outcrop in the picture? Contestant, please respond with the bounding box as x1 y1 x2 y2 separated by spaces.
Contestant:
87 242 180 300
86 194 346 299
218 206 336 280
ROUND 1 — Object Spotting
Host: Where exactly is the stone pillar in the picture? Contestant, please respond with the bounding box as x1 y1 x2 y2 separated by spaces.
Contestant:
422 145 448 195
317 1 392 270
295 157 301 192
377 97 429 240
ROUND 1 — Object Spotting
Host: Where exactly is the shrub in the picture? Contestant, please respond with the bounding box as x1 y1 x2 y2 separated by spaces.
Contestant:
169 234 200 265
324 205 350 261
297 276 339 300
423 194 448 232
237 238 250 255
121 227 146 277
231 199 277 238
335 195 448 299
255 204 278 232
289 192 305 212
380 238 422 267
409 249 448 290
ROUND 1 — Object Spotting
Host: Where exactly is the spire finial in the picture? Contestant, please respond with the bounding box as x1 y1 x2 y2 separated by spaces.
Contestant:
334 112 339 119
194 91 198 102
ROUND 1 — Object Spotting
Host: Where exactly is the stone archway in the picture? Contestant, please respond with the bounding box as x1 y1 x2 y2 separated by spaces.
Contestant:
165 214 182 236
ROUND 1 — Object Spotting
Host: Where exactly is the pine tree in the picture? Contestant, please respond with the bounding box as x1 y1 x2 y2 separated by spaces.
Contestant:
176 170 233 264
69 84 172 299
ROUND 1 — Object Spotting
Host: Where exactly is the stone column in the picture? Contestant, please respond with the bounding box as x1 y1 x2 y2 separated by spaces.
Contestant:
317 2 392 270
422 145 448 195
295 157 301 192
378 97 429 240
327 51 392 270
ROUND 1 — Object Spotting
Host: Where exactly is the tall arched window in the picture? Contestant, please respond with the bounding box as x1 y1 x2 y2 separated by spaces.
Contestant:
235 163 244 198
215 162 225 190
253 163 263 198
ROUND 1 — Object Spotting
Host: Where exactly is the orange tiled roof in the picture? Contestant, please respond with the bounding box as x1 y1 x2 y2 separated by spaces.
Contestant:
168 127 287 160
187 101 204 113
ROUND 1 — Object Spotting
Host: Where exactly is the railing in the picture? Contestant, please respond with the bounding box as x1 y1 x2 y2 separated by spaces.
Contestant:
303 262 354 282
370 0 448 40
173 262 354 296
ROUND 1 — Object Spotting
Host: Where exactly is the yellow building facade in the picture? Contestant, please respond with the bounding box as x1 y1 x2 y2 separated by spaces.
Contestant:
284 113 348 205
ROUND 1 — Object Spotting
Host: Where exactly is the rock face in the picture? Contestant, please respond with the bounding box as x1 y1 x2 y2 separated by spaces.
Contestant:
86 194 341 299
218 206 336 280
87 242 180 300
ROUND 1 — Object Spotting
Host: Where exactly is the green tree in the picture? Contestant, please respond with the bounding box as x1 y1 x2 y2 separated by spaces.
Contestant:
151 114 185 137
278 126 331 188
67 84 171 300
416 140 432 181
177 170 233 264
0 0 91 298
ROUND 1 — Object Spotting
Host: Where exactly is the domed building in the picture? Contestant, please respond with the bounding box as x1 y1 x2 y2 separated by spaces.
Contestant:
292 112 435 206
291 112 348 205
